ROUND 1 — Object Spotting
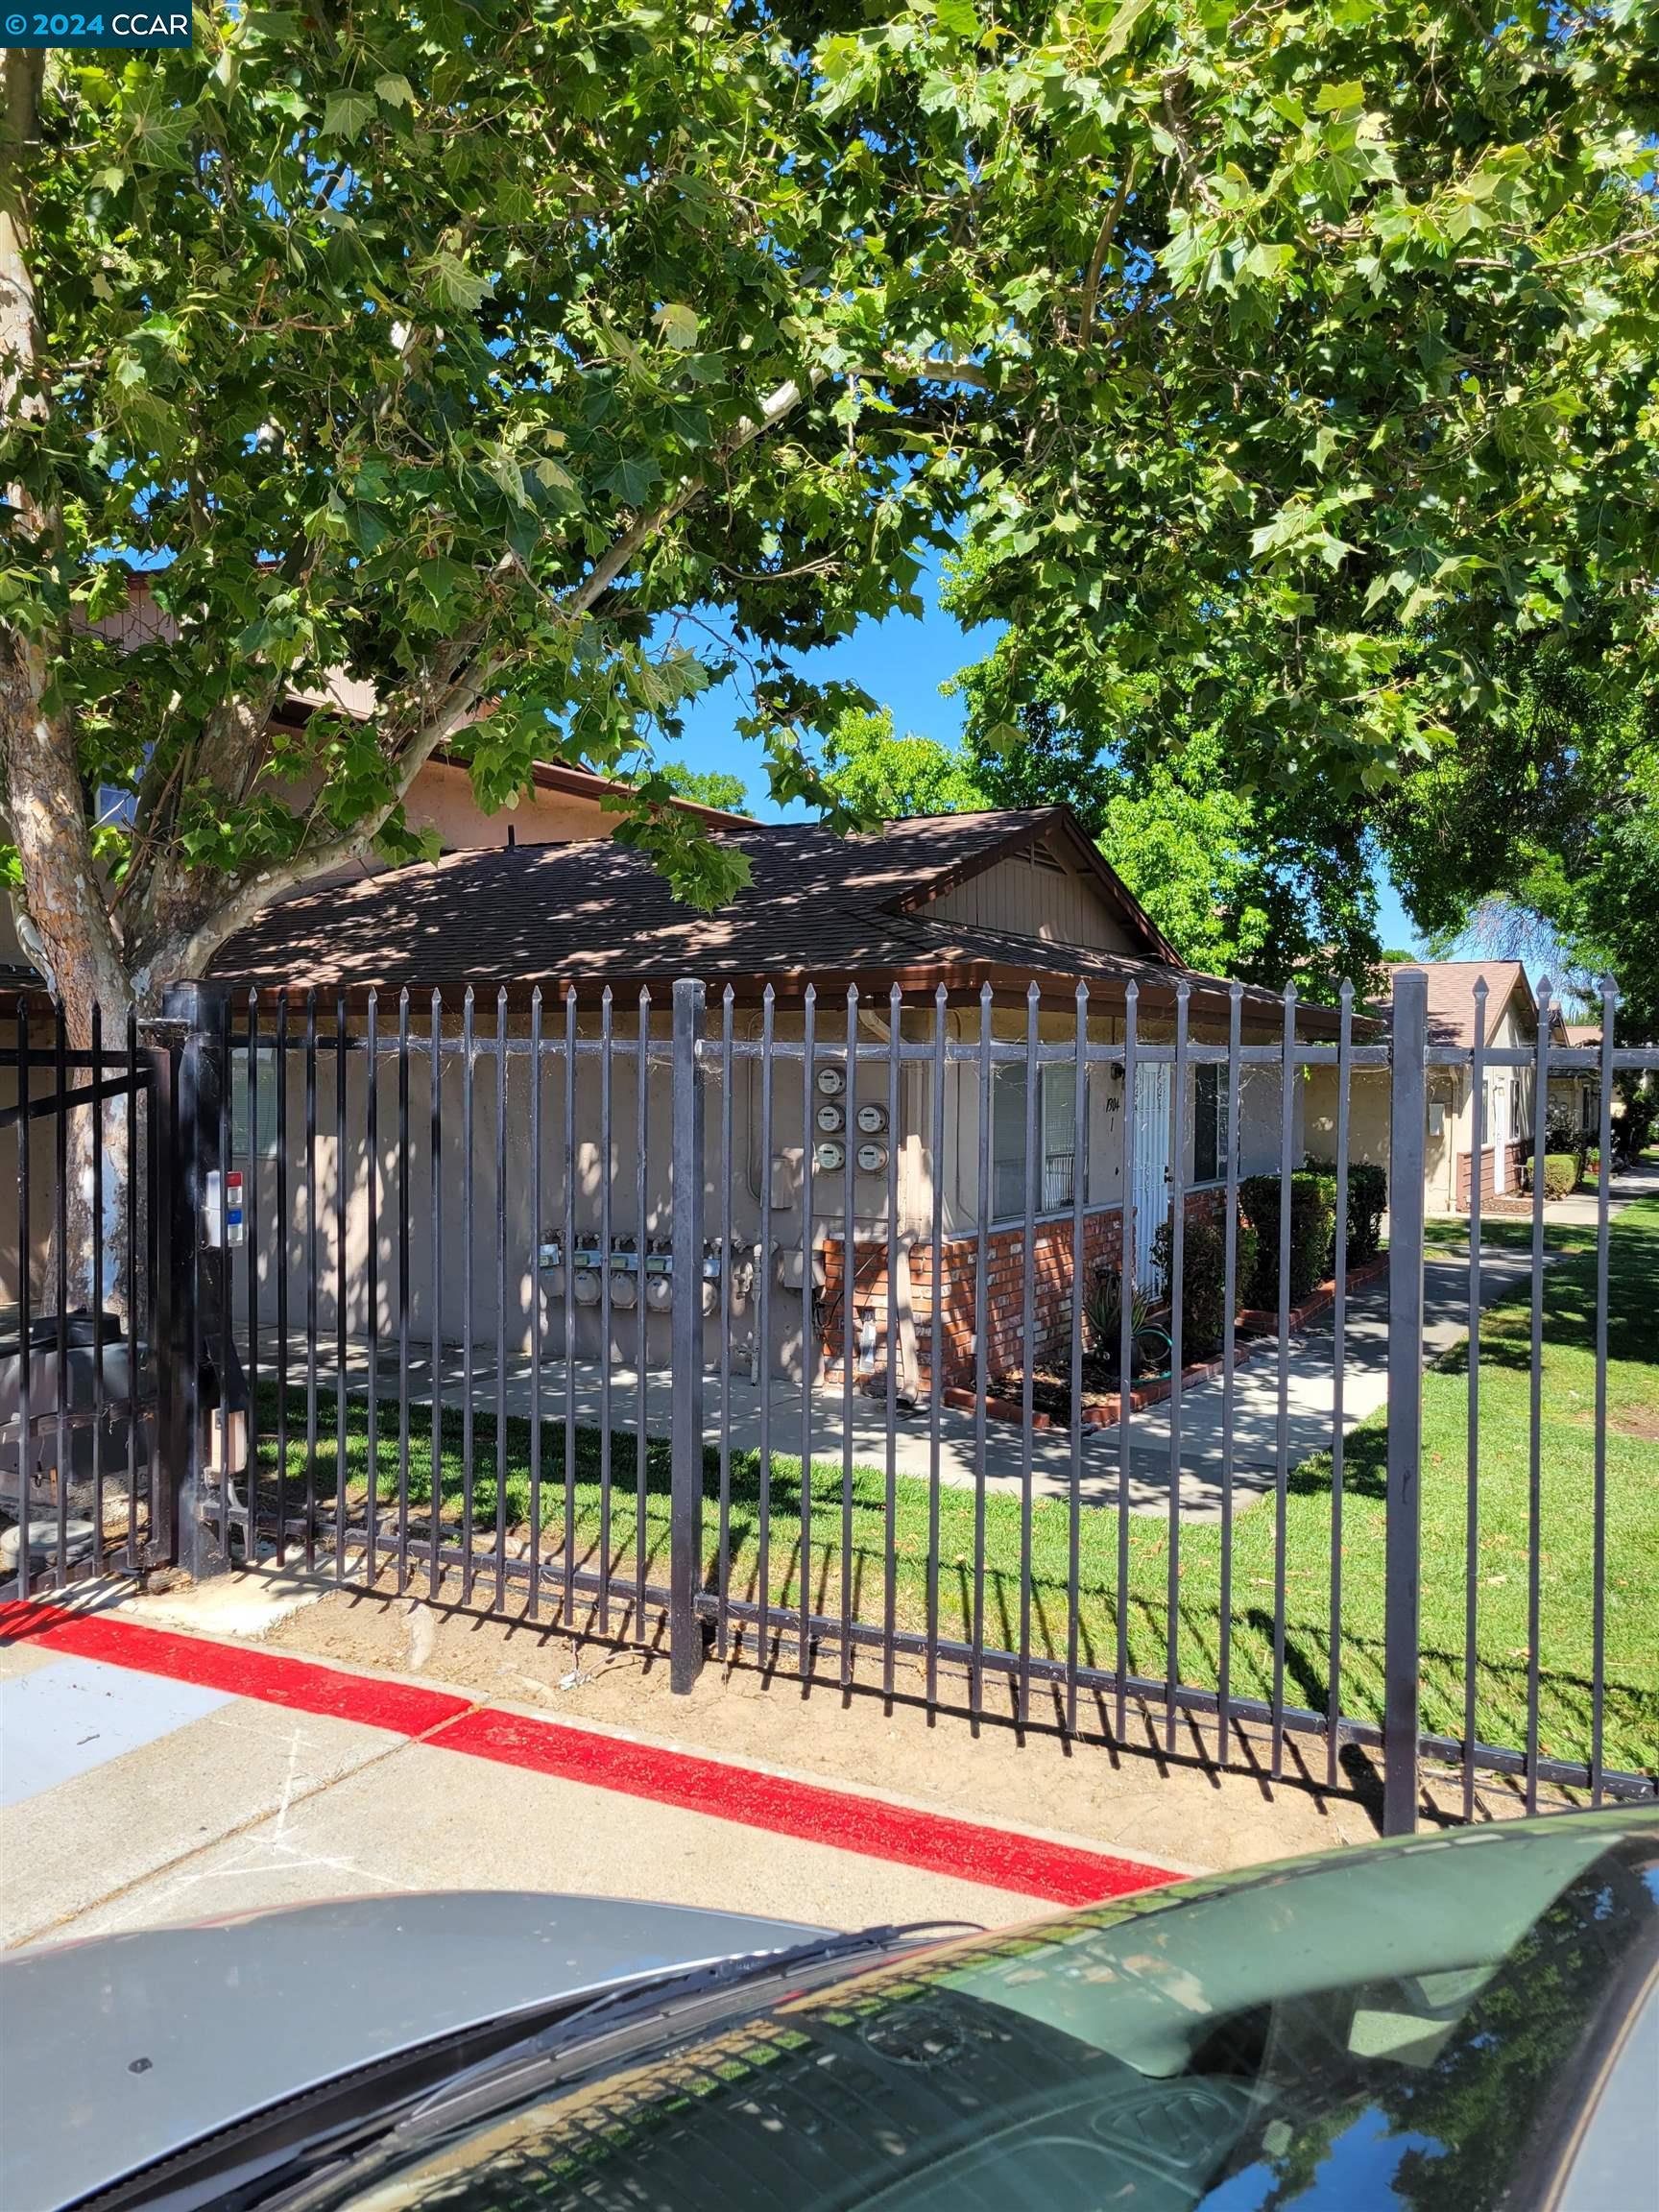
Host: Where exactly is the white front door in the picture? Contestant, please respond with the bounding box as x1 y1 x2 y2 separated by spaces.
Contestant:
1490 1080 1507 1194
1132 1063 1172 1291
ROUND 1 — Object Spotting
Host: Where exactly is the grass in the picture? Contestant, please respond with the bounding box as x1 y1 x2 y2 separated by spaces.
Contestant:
253 1197 1659 1780
1423 1216 1596 1257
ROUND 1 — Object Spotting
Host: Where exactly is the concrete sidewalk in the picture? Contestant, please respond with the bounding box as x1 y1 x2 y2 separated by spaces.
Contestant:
0 1596 1181 1954
252 1163 1653 1527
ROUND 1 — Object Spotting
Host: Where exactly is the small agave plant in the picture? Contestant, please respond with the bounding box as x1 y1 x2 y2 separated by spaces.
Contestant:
1083 1267 1157 1370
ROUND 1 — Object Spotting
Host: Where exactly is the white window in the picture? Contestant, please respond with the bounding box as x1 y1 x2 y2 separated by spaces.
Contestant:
992 1062 1081 1220
229 1046 281 1163
1193 1064 1232 1184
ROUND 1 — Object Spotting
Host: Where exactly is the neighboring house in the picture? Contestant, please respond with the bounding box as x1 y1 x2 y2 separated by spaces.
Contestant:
1307 962 1543 1214
205 805 1353 1386
1549 1022 1603 1144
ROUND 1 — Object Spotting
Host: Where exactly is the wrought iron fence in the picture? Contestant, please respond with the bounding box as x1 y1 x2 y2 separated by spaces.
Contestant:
5 968 1656 1836
0 1001 160 1589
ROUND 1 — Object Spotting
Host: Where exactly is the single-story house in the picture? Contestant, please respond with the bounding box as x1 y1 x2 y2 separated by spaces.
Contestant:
1306 961 1543 1214
1549 1022 1603 1144
205 805 1354 1386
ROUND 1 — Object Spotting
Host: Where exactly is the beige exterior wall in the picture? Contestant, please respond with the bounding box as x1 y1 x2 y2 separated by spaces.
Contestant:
401 761 628 852
1305 979 1541 1214
1304 1065 1391 1176
234 998 1303 1382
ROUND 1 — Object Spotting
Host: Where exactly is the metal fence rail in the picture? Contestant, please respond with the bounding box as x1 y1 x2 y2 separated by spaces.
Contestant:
6 968 1655 1835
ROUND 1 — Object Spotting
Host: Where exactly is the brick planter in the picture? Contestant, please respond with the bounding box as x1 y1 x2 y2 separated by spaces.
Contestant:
822 1190 1229 1392
1234 1253 1388 1336
972 1252 1388 1431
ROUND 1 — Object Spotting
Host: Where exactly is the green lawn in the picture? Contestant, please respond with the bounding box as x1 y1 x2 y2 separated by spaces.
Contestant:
254 1197 1659 1779
1423 1216 1595 1257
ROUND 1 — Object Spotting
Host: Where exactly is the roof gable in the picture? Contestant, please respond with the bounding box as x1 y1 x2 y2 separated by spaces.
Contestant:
1410 961 1537 1048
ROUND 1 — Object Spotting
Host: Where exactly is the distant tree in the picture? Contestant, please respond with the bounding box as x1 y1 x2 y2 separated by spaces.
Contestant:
962 698 1383 991
659 763 751 814
820 708 988 822
1386 637 1659 1042
821 696 1381 987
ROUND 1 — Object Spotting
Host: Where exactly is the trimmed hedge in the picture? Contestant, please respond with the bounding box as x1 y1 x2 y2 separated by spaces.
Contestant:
1524 1152 1579 1200
1306 1162 1388 1271
1238 1172 1333 1310
1150 1210 1261 1361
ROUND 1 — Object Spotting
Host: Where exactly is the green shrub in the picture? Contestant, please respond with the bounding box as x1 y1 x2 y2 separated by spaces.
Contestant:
1238 1172 1334 1310
1525 1152 1579 1200
1312 1162 1387 1269
1082 1267 1159 1373
1148 1209 1262 1361
1545 1108 1586 1170
1616 1086 1658 1165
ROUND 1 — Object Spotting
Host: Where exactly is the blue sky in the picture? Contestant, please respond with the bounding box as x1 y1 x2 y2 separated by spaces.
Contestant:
669 568 1426 953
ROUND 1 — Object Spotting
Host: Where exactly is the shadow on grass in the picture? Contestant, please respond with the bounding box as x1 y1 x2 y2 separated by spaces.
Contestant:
250 1331 1656 1781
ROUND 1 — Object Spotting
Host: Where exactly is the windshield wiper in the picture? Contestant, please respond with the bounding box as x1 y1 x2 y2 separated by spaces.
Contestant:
397 1920 978 2135
244 1920 978 2212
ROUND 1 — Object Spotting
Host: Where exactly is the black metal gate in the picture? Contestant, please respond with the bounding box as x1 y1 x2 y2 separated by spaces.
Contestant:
7 969 1655 1839
1 998 162 1592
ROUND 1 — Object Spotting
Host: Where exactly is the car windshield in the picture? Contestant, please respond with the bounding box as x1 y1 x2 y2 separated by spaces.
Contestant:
297 1822 1656 2212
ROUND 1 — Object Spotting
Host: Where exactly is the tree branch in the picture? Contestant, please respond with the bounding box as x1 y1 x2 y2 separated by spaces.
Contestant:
160 648 497 988
1077 156 1138 343
565 352 998 613
564 373 814 614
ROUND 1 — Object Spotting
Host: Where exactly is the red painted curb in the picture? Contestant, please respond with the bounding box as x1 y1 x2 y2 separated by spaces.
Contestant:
0 1599 471 1738
435 1706 1172 1908
0 1599 1179 1908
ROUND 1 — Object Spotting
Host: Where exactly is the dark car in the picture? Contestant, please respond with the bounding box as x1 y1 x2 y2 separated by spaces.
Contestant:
4 1808 1655 2212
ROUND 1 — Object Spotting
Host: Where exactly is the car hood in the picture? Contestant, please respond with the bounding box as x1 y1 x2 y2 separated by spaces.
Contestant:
0 1891 828 2212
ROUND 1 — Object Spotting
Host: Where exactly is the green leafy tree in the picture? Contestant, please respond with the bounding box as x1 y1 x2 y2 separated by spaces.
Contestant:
6 0 1656 1056
1386 637 1659 1040
927 2 1658 814
960 683 1383 987
0 11 973 1037
658 762 751 815
821 706 988 821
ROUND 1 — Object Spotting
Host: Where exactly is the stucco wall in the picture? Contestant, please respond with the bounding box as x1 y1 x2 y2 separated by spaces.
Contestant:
231 996 1305 1383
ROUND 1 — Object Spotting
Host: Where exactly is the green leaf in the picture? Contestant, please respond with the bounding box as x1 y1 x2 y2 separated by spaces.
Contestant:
601 453 661 508
320 90 377 142
1101 0 1156 58
424 252 493 313
653 301 700 350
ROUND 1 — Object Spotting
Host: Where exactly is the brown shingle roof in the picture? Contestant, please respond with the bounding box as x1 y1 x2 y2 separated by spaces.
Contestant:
1400 962 1538 1048
206 807 1351 1030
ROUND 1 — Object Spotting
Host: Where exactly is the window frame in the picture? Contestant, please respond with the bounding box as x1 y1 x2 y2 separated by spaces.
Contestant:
1192 1062 1233 1187
990 1060 1084 1223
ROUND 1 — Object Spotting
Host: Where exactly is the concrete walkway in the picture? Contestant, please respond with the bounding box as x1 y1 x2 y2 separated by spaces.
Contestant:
256 1164 1652 1527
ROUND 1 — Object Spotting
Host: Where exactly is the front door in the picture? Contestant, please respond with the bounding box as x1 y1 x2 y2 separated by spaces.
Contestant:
1132 1063 1172 1291
1491 1080 1507 1194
